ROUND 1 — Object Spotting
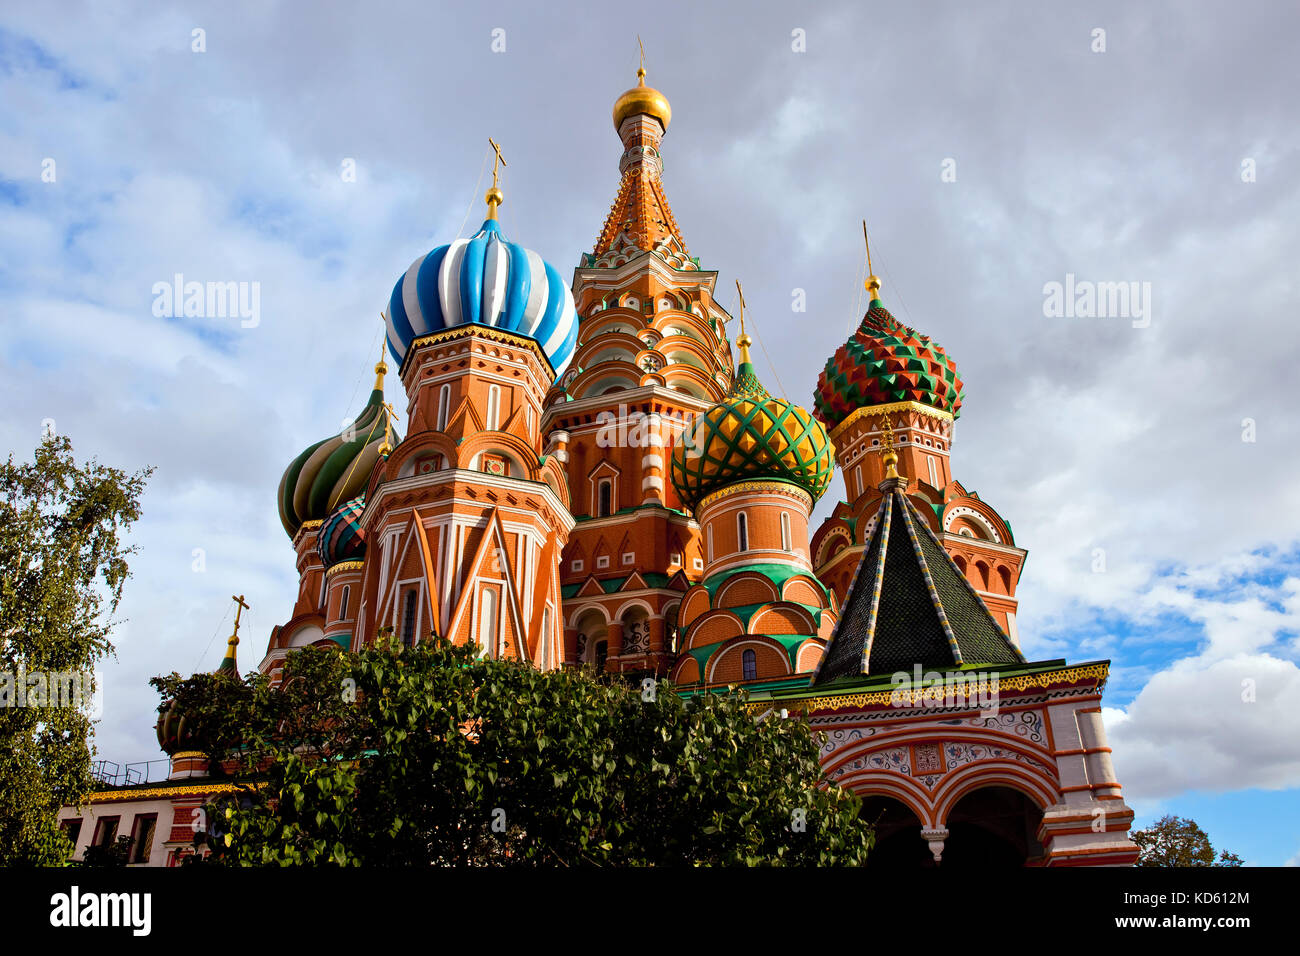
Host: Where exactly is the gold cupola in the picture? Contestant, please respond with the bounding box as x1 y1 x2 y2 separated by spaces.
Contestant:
613 44 671 131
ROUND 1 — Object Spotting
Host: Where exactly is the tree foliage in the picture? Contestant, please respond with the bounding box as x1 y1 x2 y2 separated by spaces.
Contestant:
1132 814 1243 867
185 638 873 866
0 435 151 866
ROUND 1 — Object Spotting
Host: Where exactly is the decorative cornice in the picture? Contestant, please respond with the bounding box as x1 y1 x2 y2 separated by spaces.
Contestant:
697 479 812 512
405 324 553 377
79 780 257 804
830 401 953 442
325 559 365 578
776 662 1110 715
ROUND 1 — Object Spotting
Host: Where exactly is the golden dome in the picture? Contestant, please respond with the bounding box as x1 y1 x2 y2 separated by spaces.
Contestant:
613 68 671 131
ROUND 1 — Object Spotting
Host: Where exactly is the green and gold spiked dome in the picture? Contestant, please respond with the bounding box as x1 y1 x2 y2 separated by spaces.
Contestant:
277 358 400 538
670 303 834 511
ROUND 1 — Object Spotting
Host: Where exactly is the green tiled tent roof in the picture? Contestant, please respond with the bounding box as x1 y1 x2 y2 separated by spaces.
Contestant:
813 479 1022 685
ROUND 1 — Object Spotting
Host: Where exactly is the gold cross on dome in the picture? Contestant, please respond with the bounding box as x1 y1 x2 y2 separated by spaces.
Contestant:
488 137 507 191
379 400 400 455
879 414 901 480
734 279 749 339
230 594 250 638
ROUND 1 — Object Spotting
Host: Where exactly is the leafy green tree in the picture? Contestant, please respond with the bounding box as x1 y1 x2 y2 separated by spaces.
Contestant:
1132 815 1243 867
0 435 151 866
188 638 873 866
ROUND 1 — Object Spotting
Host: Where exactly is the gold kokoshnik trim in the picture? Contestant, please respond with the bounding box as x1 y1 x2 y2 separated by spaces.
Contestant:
753 662 1110 715
697 479 813 512
325 559 365 577
406 325 553 374
830 401 953 442
79 781 264 804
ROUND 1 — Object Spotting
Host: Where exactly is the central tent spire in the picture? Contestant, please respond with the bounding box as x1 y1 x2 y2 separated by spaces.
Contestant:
590 44 693 270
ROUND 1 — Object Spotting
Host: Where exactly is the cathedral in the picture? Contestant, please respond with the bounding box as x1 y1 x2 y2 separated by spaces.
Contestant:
60 65 1139 867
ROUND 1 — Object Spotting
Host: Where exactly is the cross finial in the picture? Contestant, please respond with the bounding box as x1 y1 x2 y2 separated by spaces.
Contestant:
374 314 389 385
231 594 249 636
379 400 400 455
863 219 882 301
637 35 646 80
485 138 507 219
879 414 901 480
734 279 753 365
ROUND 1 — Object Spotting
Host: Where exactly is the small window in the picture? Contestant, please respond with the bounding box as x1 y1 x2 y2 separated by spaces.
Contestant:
737 512 749 552
597 479 613 517
437 384 451 431
596 555 610 569
571 559 585 572
669 551 682 566
93 816 120 848
130 814 157 864
339 585 350 620
706 525 714 563
478 589 498 658
854 465 863 497
622 552 634 565
401 590 418 648
487 385 501 431
61 819 82 855
694 557 703 571
928 454 939 487
540 607 552 669
780 512 791 552
742 648 758 681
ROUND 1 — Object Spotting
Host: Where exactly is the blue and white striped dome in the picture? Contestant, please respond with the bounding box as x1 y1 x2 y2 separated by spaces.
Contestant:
386 218 578 379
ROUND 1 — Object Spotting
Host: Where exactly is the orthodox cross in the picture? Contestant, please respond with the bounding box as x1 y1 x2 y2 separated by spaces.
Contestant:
879 414 901 480
734 279 749 339
379 400 400 455
485 138 508 219
489 137 507 191
230 594 249 641
863 219 882 299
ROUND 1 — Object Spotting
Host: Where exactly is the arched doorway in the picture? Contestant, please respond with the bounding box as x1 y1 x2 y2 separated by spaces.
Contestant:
942 786 1045 867
574 609 608 671
860 796 931 869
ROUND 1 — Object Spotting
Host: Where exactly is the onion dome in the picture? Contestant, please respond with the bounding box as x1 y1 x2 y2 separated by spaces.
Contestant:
814 277 964 432
670 320 834 511
277 362 400 539
613 66 671 131
318 493 366 568
157 596 247 755
385 214 578 378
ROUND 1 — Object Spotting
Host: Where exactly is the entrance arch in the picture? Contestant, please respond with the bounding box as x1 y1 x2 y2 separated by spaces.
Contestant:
859 795 931 868
941 786 1046 867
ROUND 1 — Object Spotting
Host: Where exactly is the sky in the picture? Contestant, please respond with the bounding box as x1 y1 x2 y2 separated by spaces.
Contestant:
1 0 1297 864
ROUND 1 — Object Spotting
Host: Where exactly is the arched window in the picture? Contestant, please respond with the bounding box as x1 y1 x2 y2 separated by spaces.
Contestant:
540 606 552 669
339 585 350 620
478 588 498 658
927 454 939 487
854 466 863 497
742 648 757 681
486 386 501 431
707 524 714 563
780 512 791 552
597 479 613 517
401 590 418 648
436 384 451 431
737 512 749 552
